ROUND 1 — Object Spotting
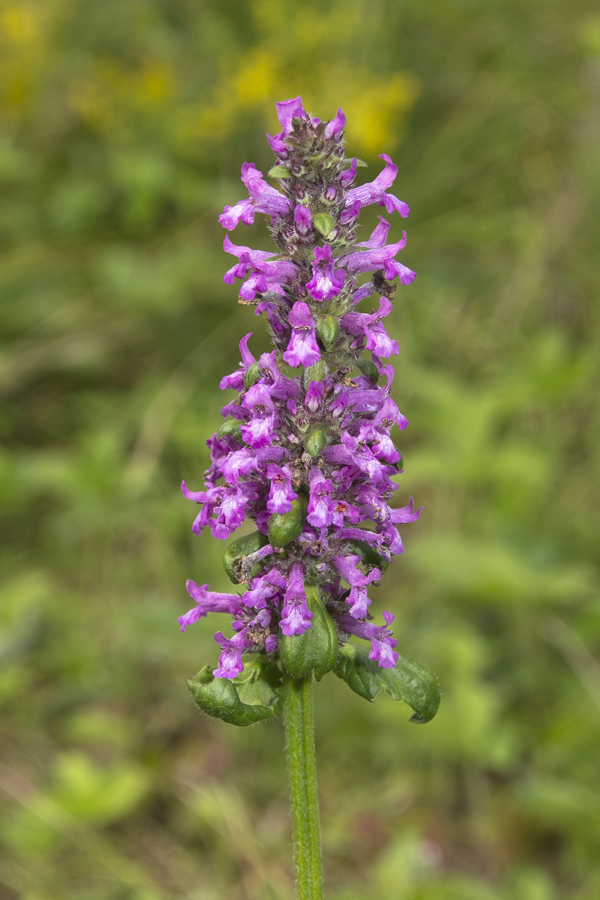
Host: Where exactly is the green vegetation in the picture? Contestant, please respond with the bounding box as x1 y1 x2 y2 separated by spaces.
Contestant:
1 0 599 897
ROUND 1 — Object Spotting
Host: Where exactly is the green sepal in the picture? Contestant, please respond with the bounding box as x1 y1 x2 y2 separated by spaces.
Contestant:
334 643 440 723
223 531 269 584
302 358 329 388
279 585 339 681
316 314 340 349
268 165 291 179
305 424 329 458
313 213 335 237
356 357 380 386
187 660 282 727
243 362 261 389
345 539 390 573
341 157 368 168
216 418 244 442
268 495 307 549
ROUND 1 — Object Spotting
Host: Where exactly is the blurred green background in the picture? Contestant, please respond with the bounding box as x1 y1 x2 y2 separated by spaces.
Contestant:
1 0 600 897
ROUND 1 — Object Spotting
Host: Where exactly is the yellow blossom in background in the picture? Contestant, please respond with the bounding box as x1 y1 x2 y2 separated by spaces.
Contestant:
0 0 55 109
68 59 176 137
178 0 418 156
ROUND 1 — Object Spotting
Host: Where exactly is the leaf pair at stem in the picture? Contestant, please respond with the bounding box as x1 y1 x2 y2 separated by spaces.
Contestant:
187 586 440 728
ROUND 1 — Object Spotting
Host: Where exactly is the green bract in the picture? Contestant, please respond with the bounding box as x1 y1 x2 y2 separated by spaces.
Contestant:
305 424 329 458
187 660 282 726
334 643 440 723
222 531 269 584
279 586 339 681
316 314 340 349
313 212 335 237
268 495 307 548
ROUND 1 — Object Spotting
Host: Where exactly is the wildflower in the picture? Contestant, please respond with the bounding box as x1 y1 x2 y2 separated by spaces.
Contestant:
182 98 421 679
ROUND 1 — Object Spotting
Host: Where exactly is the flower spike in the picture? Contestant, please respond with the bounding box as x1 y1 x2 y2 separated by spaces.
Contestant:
182 97 437 728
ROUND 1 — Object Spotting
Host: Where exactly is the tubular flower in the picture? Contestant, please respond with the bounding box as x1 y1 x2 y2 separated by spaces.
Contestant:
181 98 422 680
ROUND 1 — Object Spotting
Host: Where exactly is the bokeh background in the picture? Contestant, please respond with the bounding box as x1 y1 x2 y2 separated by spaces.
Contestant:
1 0 600 897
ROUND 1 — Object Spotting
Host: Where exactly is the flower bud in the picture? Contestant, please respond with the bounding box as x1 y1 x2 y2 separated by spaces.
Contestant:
279 585 339 680
316 314 340 349
268 494 308 548
223 530 269 584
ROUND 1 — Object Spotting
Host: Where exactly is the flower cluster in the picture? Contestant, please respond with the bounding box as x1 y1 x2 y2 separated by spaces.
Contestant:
180 97 421 680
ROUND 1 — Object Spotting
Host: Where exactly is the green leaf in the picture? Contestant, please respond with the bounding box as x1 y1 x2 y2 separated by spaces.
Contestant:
268 165 291 179
334 643 440 722
187 661 282 727
313 213 335 237
279 585 339 681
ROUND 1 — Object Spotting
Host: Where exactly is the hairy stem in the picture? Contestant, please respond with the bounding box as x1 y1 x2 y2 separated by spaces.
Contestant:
283 675 324 900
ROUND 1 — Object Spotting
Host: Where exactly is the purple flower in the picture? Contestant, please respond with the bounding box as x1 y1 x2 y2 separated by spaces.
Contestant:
223 235 298 299
305 380 324 412
356 215 391 249
343 233 412 282
219 333 256 391
341 431 386 482
341 298 399 357
178 581 242 631
345 153 410 218
213 629 254 679
266 464 297 514
307 467 335 528
275 96 308 134
223 237 276 282
306 246 345 301
241 384 276 448
330 499 361 528
337 611 399 668
390 497 423 523
333 554 381 619
374 395 408 430
219 163 291 231
283 301 321 367
280 563 312 636
324 108 346 140
294 205 312 235
221 448 259 484
338 157 357 190
243 568 287 609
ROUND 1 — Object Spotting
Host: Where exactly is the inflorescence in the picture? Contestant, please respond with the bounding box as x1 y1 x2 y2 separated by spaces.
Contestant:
179 96 422 681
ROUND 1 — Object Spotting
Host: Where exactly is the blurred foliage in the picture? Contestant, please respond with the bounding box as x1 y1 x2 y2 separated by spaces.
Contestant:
1 0 599 897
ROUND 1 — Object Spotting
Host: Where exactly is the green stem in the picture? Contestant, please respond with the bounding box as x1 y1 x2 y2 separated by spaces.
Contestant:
283 674 324 900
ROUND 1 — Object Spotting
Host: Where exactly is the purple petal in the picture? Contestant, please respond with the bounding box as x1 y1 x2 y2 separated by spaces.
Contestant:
324 107 346 140
276 96 307 132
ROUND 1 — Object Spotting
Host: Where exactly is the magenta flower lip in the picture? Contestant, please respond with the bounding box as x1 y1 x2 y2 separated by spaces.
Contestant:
181 97 420 678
